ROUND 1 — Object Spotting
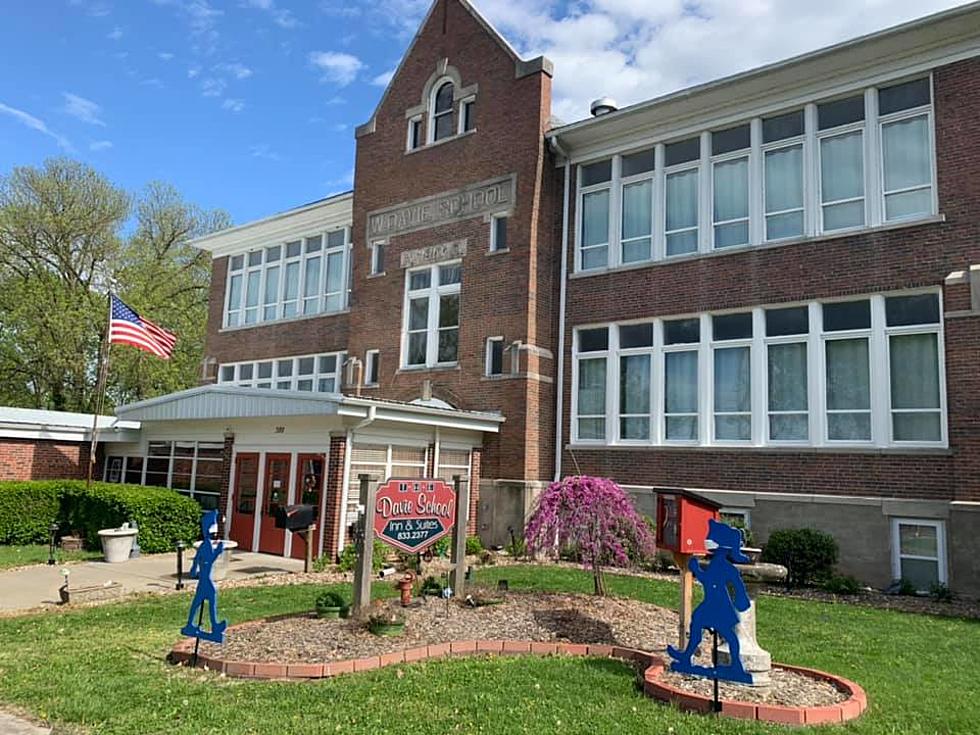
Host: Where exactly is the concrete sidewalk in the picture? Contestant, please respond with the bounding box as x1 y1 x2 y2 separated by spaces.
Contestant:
0 550 304 613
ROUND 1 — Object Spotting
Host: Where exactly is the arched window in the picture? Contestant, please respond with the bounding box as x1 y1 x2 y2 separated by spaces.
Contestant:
431 81 454 142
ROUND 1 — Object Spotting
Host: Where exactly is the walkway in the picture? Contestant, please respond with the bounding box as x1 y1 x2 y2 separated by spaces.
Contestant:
0 550 304 614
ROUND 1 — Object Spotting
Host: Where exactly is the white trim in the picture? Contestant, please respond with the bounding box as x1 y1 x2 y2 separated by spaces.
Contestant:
489 213 508 252
401 262 461 369
428 77 456 145
485 336 504 376
365 349 380 386
890 517 947 590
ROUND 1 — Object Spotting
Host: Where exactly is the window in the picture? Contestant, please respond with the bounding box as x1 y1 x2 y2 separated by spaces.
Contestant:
370 241 385 275
763 110 805 241
403 263 461 367
486 337 504 376
818 95 866 231
621 148 654 263
490 215 508 252
663 318 700 441
347 443 428 531
115 441 223 509
891 518 946 591
407 115 423 151
571 290 945 448
579 160 612 270
430 81 454 143
712 313 752 440
879 79 933 222
665 138 699 257
365 349 380 385
886 293 942 442
460 97 475 133
712 125 750 249
436 447 471 484
766 306 810 441
217 351 346 393
223 229 350 327
618 323 653 440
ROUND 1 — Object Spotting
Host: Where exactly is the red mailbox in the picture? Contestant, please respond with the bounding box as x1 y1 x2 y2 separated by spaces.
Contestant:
656 488 722 556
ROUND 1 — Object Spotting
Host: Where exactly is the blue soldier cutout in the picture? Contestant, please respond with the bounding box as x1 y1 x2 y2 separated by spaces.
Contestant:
181 510 227 644
667 519 752 684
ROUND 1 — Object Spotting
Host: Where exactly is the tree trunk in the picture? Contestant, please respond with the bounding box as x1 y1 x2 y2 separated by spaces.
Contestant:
592 560 606 596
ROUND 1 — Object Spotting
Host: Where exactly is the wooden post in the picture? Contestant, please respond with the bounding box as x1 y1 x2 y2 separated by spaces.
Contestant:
450 474 469 597
673 552 694 650
351 473 378 616
303 523 316 574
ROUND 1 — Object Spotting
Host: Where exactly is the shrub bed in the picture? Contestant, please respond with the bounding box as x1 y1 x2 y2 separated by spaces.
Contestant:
0 480 200 553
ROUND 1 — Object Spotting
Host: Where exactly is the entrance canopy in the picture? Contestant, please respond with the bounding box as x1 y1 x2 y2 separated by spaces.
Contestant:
115 384 504 433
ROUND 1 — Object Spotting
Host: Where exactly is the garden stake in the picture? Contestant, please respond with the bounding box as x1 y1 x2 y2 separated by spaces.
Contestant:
191 603 204 667
175 541 185 590
711 629 721 713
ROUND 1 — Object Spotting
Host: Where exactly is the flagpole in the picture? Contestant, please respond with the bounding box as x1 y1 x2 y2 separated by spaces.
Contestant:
87 293 113 488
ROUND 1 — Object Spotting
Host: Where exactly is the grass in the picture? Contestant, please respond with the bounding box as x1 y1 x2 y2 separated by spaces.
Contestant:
0 544 102 570
0 564 975 734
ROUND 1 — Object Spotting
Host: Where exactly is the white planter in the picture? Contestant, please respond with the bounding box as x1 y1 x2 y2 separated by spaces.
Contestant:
98 528 138 563
193 540 239 581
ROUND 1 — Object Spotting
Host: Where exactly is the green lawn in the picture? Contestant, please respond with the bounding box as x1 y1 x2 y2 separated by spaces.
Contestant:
0 565 975 734
0 544 102 570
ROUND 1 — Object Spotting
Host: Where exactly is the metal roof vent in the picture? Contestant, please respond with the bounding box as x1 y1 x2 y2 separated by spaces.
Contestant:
590 97 618 116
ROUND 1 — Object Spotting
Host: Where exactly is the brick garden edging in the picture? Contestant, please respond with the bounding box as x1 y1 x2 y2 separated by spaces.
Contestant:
170 622 867 726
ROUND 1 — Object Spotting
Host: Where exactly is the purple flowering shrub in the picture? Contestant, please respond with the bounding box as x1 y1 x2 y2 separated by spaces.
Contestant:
524 475 656 595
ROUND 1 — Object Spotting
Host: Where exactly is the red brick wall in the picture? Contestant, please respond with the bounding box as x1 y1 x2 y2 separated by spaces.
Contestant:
559 57 980 503
0 439 87 481
322 434 347 559
348 0 558 484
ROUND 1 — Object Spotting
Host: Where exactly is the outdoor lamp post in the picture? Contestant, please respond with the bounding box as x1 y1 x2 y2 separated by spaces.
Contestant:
48 522 59 565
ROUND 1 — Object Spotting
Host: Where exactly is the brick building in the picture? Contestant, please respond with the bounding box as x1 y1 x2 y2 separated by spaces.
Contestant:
107 0 980 595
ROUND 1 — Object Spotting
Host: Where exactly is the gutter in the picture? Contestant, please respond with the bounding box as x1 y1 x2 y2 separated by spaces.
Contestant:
550 135 571 482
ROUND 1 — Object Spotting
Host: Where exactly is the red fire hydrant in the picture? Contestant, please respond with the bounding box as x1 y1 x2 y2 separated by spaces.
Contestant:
397 571 416 606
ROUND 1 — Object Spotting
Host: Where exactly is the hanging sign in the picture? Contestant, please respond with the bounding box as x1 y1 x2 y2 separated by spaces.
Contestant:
373 478 456 553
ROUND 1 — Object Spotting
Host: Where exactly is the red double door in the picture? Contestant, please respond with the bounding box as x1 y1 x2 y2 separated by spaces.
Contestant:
229 452 326 558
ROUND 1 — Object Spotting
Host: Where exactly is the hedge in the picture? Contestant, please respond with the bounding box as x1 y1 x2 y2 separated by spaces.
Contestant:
0 480 202 553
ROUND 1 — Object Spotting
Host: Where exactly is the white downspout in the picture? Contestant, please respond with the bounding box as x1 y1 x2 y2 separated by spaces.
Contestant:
551 136 571 482
337 403 377 551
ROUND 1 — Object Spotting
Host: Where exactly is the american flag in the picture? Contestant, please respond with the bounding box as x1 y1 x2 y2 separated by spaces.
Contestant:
109 294 177 359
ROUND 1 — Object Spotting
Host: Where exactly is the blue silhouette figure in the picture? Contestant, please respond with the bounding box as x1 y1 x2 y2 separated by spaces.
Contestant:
181 510 227 644
667 519 752 684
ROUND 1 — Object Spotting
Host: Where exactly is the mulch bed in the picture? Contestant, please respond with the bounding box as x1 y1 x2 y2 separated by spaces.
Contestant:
196 589 844 707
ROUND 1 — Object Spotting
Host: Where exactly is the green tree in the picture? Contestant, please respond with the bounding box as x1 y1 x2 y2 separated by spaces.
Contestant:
0 159 229 412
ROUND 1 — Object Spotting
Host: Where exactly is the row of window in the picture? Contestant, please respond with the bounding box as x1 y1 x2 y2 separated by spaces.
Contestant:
224 229 351 328
367 216 508 278
407 79 476 151
577 77 936 272
572 291 944 447
104 441 224 509
218 351 347 393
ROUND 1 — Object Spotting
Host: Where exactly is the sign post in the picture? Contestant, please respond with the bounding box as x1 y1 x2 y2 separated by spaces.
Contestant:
449 474 469 597
352 473 379 617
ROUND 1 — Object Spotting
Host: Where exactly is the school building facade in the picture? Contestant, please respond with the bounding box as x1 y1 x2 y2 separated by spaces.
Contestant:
103 0 980 595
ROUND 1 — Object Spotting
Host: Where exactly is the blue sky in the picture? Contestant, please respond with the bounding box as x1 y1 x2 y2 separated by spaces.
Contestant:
0 0 967 226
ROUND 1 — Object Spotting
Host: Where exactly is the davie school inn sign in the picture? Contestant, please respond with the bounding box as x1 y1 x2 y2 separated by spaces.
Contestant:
367 174 515 240
373 478 457 553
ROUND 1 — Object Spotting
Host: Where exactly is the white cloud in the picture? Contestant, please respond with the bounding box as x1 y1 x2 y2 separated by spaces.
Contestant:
68 0 111 18
107 26 123 41
325 95 346 105
151 0 223 54
0 102 73 151
200 77 226 97
140 78 164 88
158 51 175 61
62 93 106 126
331 122 347 132
89 140 113 151
215 62 253 80
308 51 364 86
249 143 282 161
241 0 299 29
222 98 246 112
371 68 395 87
187 65 201 78
465 0 969 123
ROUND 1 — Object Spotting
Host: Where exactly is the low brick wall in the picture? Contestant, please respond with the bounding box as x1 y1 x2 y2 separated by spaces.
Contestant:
170 621 867 726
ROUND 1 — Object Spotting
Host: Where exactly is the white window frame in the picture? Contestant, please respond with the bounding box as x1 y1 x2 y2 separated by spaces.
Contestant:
720 507 751 528
485 336 504 376
369 241 385 275
401 262 461 369
458 95 475 134
710 147 751 250
132 440 224 507
710 314 754 444
222 227 350 329
365 349 380 385
619 151 656 265
577 162 613 271
615 322 656 444
218 350 346 393
762 126 806 242
569 289 945 450
890 517 947 590
490 214 508 252
428 78 455 145
664 159 700 259
406 115 423 151
877 82 937 224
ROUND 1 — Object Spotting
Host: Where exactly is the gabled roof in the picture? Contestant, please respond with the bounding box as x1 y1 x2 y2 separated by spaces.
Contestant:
114 384 504 433
356 0 552 138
